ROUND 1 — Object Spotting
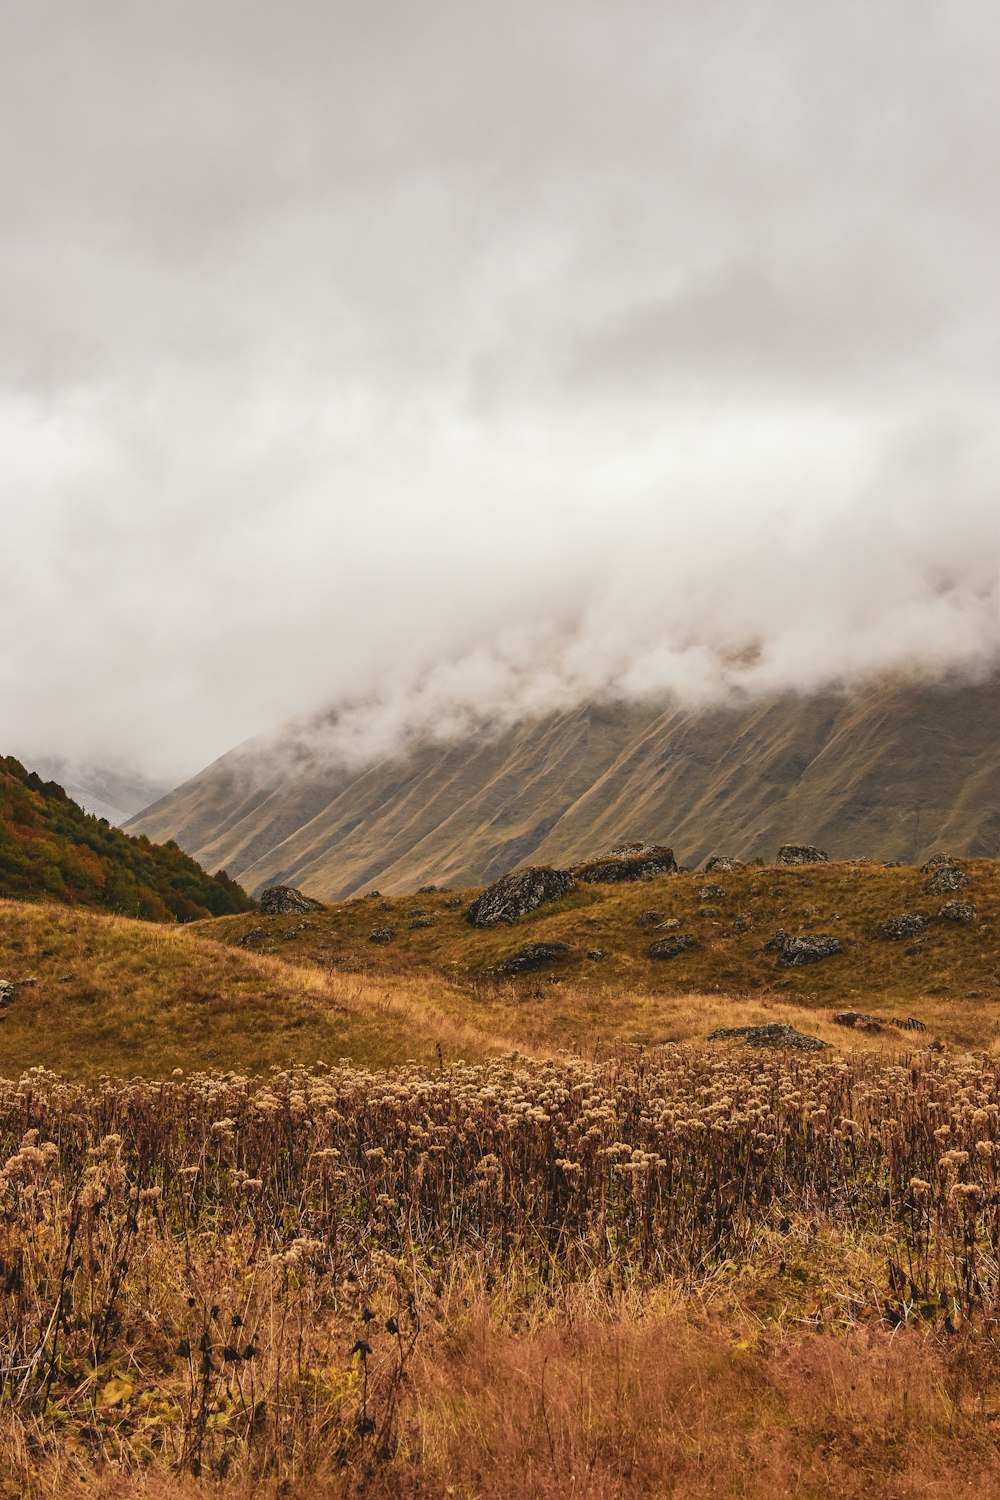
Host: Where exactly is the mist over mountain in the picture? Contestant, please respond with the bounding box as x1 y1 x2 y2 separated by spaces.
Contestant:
1 2 998 780
127 672 1000 899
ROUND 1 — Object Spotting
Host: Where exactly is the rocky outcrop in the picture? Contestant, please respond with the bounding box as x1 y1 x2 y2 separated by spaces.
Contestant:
877 913 928 941
367 927 395 944
776 845 829 866
258 884 323 916
573 843 677 884
731 912 754 934
925 863 970 895
704 855 744 873
698 884 726 900
709 1023 829 1051
764 929 789 953
648 932 698 960
466 866 576 927
490 941 572 976
635 910 664 927
235 926 267 947
409 916 435 929
939 900 975 922
0 981 14 1009
777 935 841 966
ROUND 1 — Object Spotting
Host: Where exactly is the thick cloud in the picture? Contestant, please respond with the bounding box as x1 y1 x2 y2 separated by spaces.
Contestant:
1 1 997 779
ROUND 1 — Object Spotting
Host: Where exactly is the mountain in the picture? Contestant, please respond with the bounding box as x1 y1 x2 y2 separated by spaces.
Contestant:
126 672 1000 899
0 755 254 921
27 756 171 827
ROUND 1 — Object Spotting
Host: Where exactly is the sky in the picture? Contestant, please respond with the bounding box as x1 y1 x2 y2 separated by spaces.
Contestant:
2 0 998 783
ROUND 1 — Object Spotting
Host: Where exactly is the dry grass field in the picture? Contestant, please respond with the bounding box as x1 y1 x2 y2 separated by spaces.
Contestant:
0 859 998 1495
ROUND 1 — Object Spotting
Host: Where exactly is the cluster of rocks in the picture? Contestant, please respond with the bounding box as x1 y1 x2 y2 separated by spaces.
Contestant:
708 1022 830 1051
409 916 436 930
776 845 829 867
877 913 928 941
698 883 726 901
704 855 744 873
258 884 324 916
648 932 698 960
939 900 975 922
466 866 576 927
489 941 572 977
764 931 842 966
924 856 971 896
368 928 395 945
0 977 36 1008
573 843 678 884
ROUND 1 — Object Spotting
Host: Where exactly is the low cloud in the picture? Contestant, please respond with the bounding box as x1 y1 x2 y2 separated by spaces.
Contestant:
0 1 997 781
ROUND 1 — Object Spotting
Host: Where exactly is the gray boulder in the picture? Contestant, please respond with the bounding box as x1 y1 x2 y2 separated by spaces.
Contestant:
777 845 829 866
777 935 841 967
574 842 677 884
877 913 928 941
490 941 572 976
925 864 970 895
466 866 576 927
709 1022 829 1051
648 932 698 960
259 884 323 916
704 855 744 873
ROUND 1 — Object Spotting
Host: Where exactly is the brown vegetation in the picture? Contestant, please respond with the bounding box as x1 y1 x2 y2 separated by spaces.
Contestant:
0 1050 999 1496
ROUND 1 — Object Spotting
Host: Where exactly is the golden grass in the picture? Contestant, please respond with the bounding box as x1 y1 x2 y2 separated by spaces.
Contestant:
1 1054 1000 1497
0 900 500 1079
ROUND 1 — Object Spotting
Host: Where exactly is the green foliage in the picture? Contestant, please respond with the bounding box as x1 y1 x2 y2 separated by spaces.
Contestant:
0 756 255 922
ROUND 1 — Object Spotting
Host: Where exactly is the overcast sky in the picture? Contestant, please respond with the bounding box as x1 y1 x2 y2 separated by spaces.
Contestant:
3 0 998 781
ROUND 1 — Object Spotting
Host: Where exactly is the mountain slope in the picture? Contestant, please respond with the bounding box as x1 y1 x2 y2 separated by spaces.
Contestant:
0 755 254 920
127 672 1000 899
27 755 170 827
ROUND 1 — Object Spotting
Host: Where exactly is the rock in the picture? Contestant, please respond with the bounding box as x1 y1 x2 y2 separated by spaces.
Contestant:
259 884 323 916
876 913 928 941
925 864 970 895
698 884 726 900
635 910 664 927
409 917 435 930
708 1023 830 1051
939 900 975 923
376 900 394 912
764 929 789 953
13 976 37 988
466 866 575 927
655 917 681 932
368 928 396 944
417 885 439 894
236 927 267 947
0 981 14 1008
574 843 678 884
587 949 608 961
904 942 925 957
776 845 829 866
922 852 956 873
704 855 744 873
648 933 698 960
731 913 754 934
443 895 463 909
698 906 721 918
777 935 841 967
490 941 572 976
834 1010 886 1032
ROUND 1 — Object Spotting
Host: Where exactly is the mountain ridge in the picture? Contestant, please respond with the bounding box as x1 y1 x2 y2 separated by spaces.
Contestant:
126 672 1000 898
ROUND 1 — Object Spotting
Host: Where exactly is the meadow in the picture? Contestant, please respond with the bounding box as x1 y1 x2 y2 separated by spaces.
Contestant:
0 859 998 1494
1 1047 999 1496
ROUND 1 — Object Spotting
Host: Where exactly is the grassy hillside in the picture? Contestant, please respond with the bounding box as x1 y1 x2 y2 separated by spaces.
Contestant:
127 672 1000 898
199 857 1000 1054
0 899 493 1078
0 755 254 921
